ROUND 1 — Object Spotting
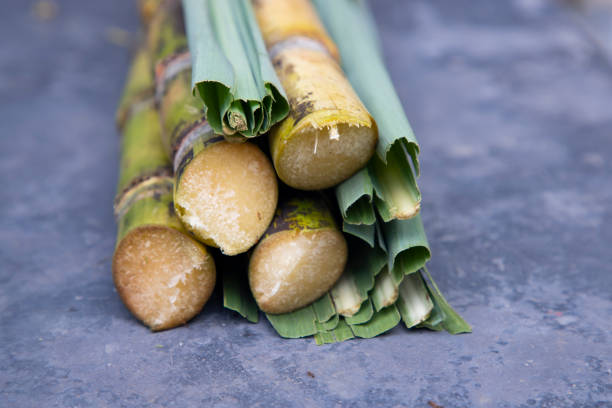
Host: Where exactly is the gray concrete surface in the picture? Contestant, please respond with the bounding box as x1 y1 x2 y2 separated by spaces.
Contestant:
1 0 611 406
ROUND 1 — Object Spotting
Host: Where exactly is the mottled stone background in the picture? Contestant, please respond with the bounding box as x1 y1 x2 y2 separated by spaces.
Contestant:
1 0 611 406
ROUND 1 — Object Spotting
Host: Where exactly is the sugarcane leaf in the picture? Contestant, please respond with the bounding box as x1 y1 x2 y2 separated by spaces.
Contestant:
312 0 420 173
344 299 374 325
265 307 318 338
396 271 434 328
312 293 336 324
370 142 421 222
314 330 335 345
314 319 355 345
421 267 471 334
335 168 375 225
349 305 401 339
376 221 387 253
382 215 430 274
265 293 338 339
343 221 376 247
315 313 339 332
222 267 259 323
183 0 288 137
353 243 387 291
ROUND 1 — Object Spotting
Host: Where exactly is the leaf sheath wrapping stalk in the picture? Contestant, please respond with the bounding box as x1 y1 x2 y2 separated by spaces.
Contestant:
183 0 288 137
420 267 472 334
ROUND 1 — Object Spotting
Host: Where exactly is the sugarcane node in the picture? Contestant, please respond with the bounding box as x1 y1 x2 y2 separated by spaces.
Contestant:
174 145 193 183
169 117 207 162
112 225 215 331
114 175 174 221
249 197 347 314
288 95 314 124
154 52 191 102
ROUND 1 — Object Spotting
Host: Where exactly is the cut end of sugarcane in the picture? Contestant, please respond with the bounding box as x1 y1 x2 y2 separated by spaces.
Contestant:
372 268 399 311
330 272 363 317
397 273 433 328
249 229 348 314
392 200 421 220
175 141 278 255
227 111 248 133
112 225 216 331
275 122 376 190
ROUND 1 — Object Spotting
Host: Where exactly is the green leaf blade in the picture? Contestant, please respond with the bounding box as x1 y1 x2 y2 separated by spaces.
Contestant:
183 0 288 138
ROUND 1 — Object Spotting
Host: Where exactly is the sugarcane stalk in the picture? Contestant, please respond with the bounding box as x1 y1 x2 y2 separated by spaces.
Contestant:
137 0 164 26
116 48 155 130
249 196 348 314
149 0 278 255
112 49 215 331
253 0 378 190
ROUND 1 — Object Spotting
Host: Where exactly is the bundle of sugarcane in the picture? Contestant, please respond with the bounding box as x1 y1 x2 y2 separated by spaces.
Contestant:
111 0 468 341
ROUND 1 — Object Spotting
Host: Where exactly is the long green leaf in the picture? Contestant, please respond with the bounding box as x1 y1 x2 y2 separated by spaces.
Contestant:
316 0 421 229
313 0 419 168
344 299 374 325
382 215 431 275
183 0 288 137
349 305 401 339
265 293 338 339
312 293 337 325
314 319 355 345
420 267 471 334
342 221 376 247
222 263 259 323
335 168 375 225
266 307 318 338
